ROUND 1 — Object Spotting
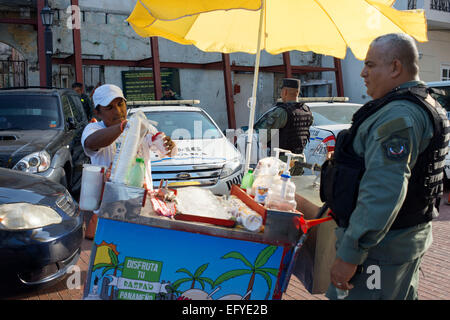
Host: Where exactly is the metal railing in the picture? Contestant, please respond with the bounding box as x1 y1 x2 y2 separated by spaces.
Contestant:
430 0 450 12
0 60 26 88
408 0 417 9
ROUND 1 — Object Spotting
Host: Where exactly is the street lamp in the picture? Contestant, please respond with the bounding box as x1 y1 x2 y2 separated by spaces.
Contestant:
40 1 54 88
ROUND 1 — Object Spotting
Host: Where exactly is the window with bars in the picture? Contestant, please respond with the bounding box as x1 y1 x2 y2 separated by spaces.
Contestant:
408 0 417 9
442 64 450 81
57 64 74 88
431 0 450 12
83 65 105 96
0 60 26 88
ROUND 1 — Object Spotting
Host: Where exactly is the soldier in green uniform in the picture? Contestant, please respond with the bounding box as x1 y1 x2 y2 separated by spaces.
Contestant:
254 78 313 175
73 82 94 120
321 33 449 300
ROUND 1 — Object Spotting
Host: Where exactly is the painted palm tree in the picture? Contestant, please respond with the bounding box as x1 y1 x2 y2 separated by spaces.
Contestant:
172 263 214 293
92 245 124 300
213 245 279 300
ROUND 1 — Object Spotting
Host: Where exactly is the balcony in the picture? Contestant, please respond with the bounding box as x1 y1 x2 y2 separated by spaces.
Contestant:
400 0 450 29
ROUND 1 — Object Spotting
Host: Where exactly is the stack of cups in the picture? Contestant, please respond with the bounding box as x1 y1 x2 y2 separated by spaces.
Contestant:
79 164 104 211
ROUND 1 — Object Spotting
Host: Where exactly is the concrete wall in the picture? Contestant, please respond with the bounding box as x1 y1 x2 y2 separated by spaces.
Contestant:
0 24 40 86
417 31 450 82
340 29 450 104
341 49 369 104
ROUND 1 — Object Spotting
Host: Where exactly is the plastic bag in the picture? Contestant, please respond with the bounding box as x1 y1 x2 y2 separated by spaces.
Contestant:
110 111 153 185
247 156 286 196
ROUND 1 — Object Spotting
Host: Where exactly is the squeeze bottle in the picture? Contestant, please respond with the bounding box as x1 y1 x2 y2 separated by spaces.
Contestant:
240 169 254 190
127 158 146 188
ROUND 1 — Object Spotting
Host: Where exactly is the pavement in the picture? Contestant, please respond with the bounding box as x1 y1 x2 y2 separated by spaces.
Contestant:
5 191 450 300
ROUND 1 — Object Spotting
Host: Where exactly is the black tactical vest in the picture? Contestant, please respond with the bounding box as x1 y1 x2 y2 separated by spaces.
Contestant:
320 85 449 230
278 102 313 154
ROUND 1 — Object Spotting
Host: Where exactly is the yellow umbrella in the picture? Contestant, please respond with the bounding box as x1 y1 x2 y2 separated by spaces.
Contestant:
127 0 427 170
134 0 262 20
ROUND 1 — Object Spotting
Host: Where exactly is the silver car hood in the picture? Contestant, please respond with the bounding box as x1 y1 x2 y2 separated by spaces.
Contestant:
313 124 350 136
151 138 241 167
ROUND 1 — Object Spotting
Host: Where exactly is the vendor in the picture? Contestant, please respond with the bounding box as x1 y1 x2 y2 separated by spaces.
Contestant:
81 84 176 238
82 84 175 167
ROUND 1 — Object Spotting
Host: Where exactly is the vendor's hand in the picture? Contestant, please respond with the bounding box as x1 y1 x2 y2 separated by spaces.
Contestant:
330 257 357 291
163 135 176 155
326 151 334 161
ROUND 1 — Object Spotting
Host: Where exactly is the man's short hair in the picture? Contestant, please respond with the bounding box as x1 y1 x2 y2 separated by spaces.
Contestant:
282 78 301 89
72 82 83 89
371 33 419 76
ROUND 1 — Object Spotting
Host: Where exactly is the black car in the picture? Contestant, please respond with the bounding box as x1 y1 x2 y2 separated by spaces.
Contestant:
0 167 83 295
0 87 89 193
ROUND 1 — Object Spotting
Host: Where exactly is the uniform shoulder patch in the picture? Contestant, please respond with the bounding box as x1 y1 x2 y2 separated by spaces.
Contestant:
382 135 410 161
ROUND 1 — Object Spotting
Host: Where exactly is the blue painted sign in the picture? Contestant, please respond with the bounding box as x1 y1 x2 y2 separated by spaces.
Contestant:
84 218 284 300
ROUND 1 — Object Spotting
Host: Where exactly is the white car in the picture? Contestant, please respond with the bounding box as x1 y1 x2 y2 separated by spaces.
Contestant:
304 101 362 173
128 102 244 195
250 99 361 173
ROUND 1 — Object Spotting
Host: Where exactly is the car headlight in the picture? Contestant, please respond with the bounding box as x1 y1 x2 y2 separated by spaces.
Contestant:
13 150 51 173
220 158 242 178
0 203 62 230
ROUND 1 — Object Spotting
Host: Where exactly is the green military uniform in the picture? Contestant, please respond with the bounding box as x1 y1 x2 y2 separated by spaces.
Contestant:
80 93 94 120
326 81 435 300
254 106 306 175
254 107 288 134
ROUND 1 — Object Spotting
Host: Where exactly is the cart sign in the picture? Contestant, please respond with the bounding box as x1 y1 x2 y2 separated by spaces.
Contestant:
116 257 163 300
84 218 285 300
121 68 180 101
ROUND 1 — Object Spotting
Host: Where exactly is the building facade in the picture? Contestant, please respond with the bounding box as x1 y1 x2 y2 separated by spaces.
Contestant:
0 0 344 130
342 0 450 104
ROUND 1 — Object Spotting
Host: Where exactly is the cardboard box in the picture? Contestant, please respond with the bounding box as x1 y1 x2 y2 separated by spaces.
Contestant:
291 175 337 294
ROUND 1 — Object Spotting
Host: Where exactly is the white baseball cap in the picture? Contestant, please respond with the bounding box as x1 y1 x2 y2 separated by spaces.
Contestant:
93 84 126 108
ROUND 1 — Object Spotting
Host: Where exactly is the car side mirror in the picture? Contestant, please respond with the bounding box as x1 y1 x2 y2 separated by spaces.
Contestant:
66 117 76 130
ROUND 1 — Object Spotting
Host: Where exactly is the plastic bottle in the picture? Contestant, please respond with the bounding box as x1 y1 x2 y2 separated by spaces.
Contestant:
266 173 297 211
253 174 272 205
266 152 297 212
240 169 254 190
127 158 146 188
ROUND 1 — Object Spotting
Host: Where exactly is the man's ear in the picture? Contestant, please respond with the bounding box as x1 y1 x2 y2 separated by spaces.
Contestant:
391 59 403 78
93 108 101 120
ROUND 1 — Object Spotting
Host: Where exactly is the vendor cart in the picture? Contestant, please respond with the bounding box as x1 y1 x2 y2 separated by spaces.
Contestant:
82 181 332 300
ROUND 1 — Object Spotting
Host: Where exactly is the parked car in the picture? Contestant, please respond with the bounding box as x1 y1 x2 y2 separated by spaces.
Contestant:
0 87 89 193
303 101 362 172
251 98 361 173
128 102 244 195
0 167 83 295
428 81 450 181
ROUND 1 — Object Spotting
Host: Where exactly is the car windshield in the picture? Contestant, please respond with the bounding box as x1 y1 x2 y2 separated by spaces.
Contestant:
140 110 222 140
0 95 61 130
310 104 360 126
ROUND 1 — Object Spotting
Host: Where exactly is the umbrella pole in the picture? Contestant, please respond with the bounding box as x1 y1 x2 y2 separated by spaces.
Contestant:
244 0 265 172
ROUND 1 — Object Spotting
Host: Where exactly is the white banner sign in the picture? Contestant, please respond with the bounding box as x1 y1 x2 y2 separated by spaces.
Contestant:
108 276 169 294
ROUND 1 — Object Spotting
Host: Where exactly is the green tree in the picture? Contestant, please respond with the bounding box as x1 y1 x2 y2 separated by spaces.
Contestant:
213 245 279 300
172 263 214 292
92 247 124 300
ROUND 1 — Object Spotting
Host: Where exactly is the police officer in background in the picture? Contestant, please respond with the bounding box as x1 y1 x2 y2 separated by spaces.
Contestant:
321 33 449 300
161 86 182 100
72 82 94 120
254 78 313 174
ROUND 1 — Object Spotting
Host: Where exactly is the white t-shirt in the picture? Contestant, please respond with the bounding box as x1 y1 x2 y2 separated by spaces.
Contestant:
81 121 118 167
